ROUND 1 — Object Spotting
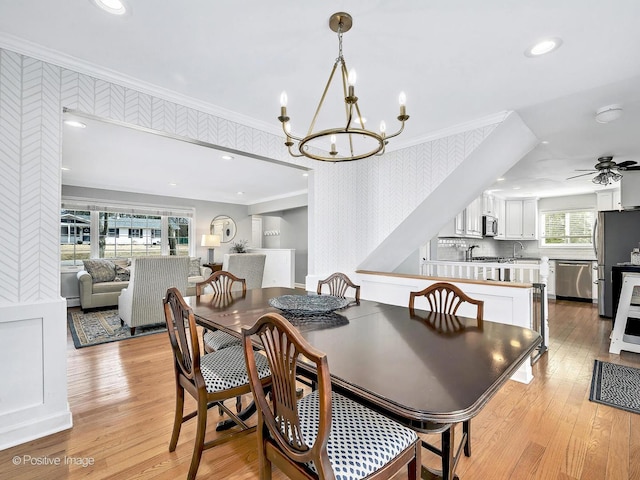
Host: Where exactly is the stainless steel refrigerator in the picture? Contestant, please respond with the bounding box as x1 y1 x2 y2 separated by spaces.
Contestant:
595 209 640 317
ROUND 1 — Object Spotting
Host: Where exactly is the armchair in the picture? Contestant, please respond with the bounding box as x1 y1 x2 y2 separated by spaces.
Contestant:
118 256 190 335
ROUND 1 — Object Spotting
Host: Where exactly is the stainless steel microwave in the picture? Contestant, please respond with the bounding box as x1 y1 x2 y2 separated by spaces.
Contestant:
482 215 498 237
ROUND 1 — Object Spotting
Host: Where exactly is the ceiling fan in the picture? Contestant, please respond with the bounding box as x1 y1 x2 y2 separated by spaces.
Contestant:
567 156 640 185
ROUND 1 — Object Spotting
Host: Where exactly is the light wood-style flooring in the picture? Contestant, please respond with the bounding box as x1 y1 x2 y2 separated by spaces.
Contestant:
1 300 640 479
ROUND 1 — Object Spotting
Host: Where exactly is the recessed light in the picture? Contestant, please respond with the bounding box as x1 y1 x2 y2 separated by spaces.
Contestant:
302 173 309 177
496 177 505 182
221 155 233 161
64 120 86 128
168 182 177 186
61 167 70 171
524 37 562 57
91 0 129 15
237 191 244 195
541 140 549 145
513 186 521 190
595 104 623 124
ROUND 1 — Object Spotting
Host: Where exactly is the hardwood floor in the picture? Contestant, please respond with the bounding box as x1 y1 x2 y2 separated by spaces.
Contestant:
2 300 640 479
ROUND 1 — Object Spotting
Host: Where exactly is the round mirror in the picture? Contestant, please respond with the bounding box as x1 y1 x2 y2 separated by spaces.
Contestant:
210 215 237 243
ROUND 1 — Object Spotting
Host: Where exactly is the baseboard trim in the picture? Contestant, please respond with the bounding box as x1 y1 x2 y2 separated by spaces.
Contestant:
0 409 73 451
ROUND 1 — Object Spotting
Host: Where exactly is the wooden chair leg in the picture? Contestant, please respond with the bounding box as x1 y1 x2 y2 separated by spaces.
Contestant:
236 395 242 414
187 398 209 480
463 420 471 457
169 383 184 452
130 327 136 336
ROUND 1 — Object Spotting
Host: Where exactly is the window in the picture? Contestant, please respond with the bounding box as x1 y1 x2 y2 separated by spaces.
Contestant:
540 210 595 246
60 210 91 266
60 201 194 265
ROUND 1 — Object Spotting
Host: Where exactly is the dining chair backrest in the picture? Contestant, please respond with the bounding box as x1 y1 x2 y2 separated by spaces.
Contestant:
164 287 201 385
196 270 247 296
242 312 334 475
316 272 360 303
409 282 484 323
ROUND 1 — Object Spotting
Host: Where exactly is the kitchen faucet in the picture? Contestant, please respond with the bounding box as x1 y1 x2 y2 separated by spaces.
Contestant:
513 241 524 258
466 244 479 261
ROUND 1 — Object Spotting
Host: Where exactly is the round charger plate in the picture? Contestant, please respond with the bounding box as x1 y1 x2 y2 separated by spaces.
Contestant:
268 295 350 314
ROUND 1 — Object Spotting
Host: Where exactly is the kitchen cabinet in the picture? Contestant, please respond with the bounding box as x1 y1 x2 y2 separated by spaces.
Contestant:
546 260 556 297
482 194 495 216
596 189 621 211
438 197 482 238
495 197 506 239
502 198 538 240
465 196 483 238
439 210 465 237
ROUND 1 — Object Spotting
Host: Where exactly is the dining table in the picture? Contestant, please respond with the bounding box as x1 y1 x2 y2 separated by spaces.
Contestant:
189 286 541 480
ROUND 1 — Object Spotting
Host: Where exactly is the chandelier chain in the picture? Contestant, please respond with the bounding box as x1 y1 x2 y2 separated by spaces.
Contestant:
336 22 344 64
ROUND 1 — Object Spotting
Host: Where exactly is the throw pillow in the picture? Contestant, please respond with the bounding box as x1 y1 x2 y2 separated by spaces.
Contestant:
83 259 116 283
112 257 131 269
114 265 131 282
189 257 201 277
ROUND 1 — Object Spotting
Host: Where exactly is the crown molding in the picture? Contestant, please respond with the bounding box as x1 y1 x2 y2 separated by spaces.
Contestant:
0 33 281 136
0 33 510 155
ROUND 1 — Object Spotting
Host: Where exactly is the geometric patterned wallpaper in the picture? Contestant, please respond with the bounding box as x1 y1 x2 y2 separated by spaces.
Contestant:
309 123 498 274
0 46 499 304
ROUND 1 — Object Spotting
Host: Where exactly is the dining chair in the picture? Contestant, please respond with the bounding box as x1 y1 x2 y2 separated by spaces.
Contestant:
163 287 271 480
316 272 361 303
242 312 421 480
196 271 247 353
408 281 484 478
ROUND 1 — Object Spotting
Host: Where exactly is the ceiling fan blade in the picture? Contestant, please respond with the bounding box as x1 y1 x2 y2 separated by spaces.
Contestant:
617 160 638 168
567 172 596 180
623 166 640 171
573 169 598 172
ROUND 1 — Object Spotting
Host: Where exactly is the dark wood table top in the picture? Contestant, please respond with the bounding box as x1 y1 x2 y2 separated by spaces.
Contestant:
190 287 541 429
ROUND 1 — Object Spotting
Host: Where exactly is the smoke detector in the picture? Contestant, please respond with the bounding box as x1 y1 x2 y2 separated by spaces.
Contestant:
595 104 623 124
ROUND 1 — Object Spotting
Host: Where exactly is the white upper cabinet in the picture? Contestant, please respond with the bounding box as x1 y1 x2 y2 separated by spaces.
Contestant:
502 198 538 240
495 197 506 239
438 196 483 238
465 196 483 238
596 188 621 211
482 193 495 216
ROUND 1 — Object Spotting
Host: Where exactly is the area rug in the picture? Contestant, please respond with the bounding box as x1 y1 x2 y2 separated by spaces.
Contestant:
67 308 166 348
589 360 640 414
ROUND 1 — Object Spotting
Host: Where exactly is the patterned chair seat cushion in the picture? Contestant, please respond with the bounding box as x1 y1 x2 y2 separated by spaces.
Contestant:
200 345 270 393
297 390 418 480
203 329 242 351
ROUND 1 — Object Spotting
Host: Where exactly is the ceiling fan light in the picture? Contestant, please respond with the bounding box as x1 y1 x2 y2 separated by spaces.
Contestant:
595 104 623 124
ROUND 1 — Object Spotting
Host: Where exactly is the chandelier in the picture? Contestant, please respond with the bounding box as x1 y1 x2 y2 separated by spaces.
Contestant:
277 12 409 162
592 170 622 185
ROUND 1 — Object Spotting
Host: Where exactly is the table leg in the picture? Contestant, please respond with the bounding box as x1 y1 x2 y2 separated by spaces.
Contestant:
215 401 257 431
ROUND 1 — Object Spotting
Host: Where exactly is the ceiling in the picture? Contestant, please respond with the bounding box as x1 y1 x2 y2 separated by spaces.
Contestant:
2 1 640 203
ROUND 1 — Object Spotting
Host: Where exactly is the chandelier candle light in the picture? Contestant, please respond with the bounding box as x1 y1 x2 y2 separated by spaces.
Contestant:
278 12 409 162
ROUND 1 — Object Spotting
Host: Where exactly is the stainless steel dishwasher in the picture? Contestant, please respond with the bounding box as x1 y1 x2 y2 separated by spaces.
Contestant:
556 261 593 301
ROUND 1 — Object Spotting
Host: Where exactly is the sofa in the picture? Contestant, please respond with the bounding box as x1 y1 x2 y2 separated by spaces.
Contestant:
77 257 211 311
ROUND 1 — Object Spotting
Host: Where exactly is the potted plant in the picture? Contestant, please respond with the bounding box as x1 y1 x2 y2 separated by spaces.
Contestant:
230 239 249 253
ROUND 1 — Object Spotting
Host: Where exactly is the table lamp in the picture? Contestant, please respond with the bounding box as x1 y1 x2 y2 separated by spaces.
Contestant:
201 234 221 264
